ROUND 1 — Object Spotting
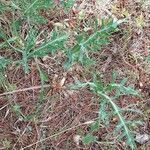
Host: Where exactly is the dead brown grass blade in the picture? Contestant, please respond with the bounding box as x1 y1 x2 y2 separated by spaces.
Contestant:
0 84 51 96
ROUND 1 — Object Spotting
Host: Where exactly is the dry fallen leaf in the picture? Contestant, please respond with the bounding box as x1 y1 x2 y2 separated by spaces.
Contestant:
59 77 66 87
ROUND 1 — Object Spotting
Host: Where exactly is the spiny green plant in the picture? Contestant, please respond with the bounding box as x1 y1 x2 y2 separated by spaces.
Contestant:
0 1 125 73
0 57 11 71
11 102 42 121
0 0 75 24
0 72 16 92
0 0 70 72
70 72 142 149
1 0 55 24
64 19 125 69
0 17 123 73
1 25 68 73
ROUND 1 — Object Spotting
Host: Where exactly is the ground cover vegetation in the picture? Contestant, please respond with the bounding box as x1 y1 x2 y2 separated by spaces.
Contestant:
0 0 150 149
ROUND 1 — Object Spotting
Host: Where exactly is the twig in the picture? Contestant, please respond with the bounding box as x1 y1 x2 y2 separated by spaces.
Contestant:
13 122 31 149
0 84 51 96
21 119 101 150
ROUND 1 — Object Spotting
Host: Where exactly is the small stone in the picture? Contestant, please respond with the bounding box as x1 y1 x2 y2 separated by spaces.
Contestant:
73 135 81 146
135 133 150 144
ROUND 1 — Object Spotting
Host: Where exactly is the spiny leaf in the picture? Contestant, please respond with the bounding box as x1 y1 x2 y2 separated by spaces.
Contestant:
0 57 11 70
90 121 100 132
82 134 97 144
30 34 68 57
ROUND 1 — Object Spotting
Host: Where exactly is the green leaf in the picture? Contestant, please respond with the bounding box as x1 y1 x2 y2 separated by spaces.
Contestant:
97 91 137 150
98 100 110 125
0 57 11 70
61 0 75 8
110 83 138 96
24 27 38 53
22 51 29 73
71 44 81 54
90 121 99 132
30 14 48 24
24 0 40 14
82 134 97 144
64 49 73 69
11 19 22 36
146 55 150 62
30 34 68 57
36 61 49 87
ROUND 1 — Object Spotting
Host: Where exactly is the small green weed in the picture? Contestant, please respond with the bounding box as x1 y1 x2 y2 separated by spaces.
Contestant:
71 72 142 149
64 19 122 69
